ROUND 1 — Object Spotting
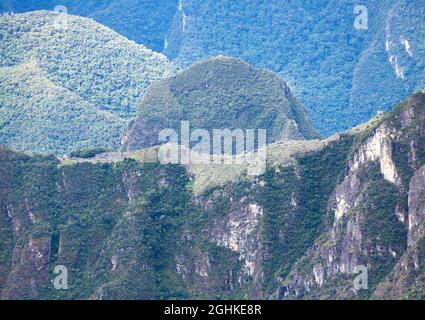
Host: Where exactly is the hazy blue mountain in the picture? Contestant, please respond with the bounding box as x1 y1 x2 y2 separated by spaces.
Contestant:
2 1 424 136
349 1 425 121
0 0 178 52
165 0 425 135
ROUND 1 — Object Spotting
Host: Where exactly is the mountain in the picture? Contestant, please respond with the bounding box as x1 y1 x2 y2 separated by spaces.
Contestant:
0 0 178 53
122 55 319 152
4 1 424 137
1 91 424 300
0 61 125 155
282 91 425 299
165 0 425 136
166 0 425 135
349 0 425 124
0 11 174 155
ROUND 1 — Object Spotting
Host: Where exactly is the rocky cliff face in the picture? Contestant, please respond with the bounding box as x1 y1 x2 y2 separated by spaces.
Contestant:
280 91 425 299
1 92 425 300
372 164 425 299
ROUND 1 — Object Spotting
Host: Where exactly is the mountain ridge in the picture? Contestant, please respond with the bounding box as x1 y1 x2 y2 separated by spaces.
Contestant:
0 11 174 155
122 55 319 152
1 91 424 299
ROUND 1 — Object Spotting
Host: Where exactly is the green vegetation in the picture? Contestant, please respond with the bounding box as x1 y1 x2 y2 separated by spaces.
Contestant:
360 165 407 295
166 0 425 135
0 11 174 155
123 55 319 151
0 0 178 53
257 135 354 294
1 93 425 300
0 147 195 299
3 2 424 137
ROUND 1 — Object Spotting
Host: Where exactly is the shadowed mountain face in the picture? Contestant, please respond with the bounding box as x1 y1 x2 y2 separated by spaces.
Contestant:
1 92 425 300
122 56 319 152
0 11 174 155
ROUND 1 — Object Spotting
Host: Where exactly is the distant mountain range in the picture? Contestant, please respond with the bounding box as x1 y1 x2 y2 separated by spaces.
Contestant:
1 0 424 136
0 11 319 156
165 0 425 135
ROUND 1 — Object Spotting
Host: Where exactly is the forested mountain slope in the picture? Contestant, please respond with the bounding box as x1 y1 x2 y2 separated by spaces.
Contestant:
122 55 319 152
3 1 424 136
0 0 178 52
283 91 425 299
0 11 174 155
1 91 424 300
165 0 425 135
0 0 425 135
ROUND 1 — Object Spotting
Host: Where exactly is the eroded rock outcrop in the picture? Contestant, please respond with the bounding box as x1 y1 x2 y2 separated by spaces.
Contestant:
280 92 425 299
